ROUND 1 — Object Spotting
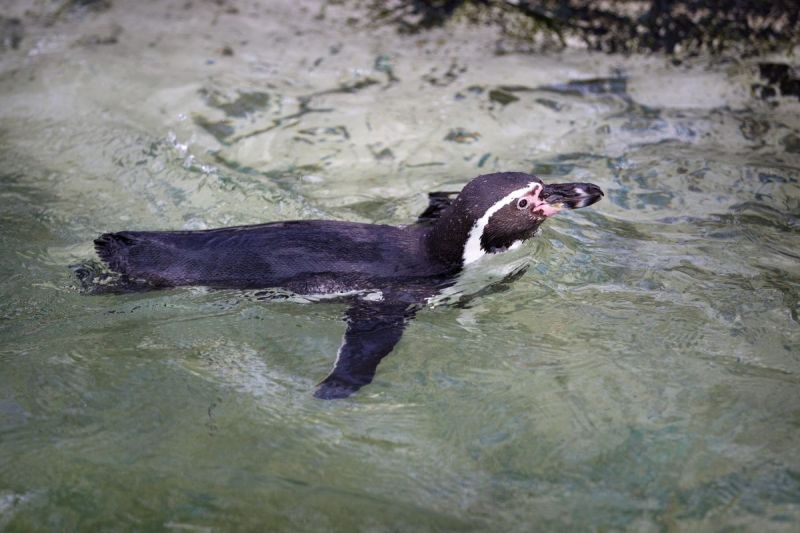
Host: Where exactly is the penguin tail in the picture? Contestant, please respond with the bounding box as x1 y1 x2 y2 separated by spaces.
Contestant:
94 232 135 275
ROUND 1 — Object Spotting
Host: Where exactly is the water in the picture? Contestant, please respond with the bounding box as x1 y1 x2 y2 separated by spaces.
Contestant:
1 1 799 530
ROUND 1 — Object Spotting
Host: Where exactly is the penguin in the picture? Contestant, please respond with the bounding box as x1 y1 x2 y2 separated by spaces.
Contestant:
93 172 603 399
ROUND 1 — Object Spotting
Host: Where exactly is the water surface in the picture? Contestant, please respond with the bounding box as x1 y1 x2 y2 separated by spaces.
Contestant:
1 1 799 530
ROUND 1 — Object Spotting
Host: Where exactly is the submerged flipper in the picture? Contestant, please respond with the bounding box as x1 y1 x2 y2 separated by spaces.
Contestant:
315 299 416 400
416 191 458 224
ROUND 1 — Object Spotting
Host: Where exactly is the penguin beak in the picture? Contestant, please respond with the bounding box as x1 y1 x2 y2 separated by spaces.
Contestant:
540 182 604 209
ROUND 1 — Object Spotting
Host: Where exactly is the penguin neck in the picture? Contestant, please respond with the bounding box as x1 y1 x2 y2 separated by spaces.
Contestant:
423 203 474 268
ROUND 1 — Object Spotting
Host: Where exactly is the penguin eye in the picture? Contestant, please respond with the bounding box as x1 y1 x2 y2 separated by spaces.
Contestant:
516 198 529 210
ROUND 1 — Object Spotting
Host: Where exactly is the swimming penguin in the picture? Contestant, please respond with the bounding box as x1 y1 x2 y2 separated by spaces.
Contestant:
93 172 603 399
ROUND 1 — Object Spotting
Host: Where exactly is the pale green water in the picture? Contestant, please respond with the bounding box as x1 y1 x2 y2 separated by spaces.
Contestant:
1 1 799 531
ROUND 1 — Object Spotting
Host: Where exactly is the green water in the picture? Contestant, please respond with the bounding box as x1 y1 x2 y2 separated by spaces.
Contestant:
1 1 799 530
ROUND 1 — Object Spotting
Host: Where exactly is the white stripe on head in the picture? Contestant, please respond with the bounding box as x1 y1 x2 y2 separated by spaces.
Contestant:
462 181 541 265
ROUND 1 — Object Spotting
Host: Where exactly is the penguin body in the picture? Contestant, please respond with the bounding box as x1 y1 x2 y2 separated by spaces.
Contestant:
93 172 604 398
95 221 443 293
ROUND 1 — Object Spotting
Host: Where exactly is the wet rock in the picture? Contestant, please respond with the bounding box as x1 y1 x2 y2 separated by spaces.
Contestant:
752 84 777 99
363 0 800 55
444 128 480 143
541 77 627 96
423 61 466 86
297 125 350 143
754 63 800 100
72 0 112 10
535 98 564 111
488 88 519 105
369 145 395 161
317 77 379 95
759 63 791 85
739 117 770 141
50 0 113 23
74 23 122 47
200 89 271 118
194 116 235 142
374 54 399 83
782 133 800 154
0 17 23 51
497 84 535 92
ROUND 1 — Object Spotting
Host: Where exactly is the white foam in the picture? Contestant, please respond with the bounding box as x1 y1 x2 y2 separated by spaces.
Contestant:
507 239 524 251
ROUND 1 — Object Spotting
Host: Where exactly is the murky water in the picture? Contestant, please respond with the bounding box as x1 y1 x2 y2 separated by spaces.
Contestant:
1 1 799 530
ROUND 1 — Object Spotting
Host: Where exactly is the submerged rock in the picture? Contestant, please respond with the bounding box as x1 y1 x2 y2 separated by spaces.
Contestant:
0 17 23 51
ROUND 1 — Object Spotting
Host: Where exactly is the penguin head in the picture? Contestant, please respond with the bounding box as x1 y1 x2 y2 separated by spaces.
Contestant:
434 172 603 266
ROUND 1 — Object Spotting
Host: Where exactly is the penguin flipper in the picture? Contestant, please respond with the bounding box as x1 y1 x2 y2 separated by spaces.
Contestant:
314 299 415 400
416 191 459 223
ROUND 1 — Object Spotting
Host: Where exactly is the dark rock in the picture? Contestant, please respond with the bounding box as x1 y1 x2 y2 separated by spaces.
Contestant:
739 117 770 141
363 0 800 55
194 116 235 142
782 133 800 154
488 89 519 105
74 23 122 47
756 62 800 100
759 63 790 84
444 128 480 143
0 17 23 51
200 89 271 118
752 84 777 99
